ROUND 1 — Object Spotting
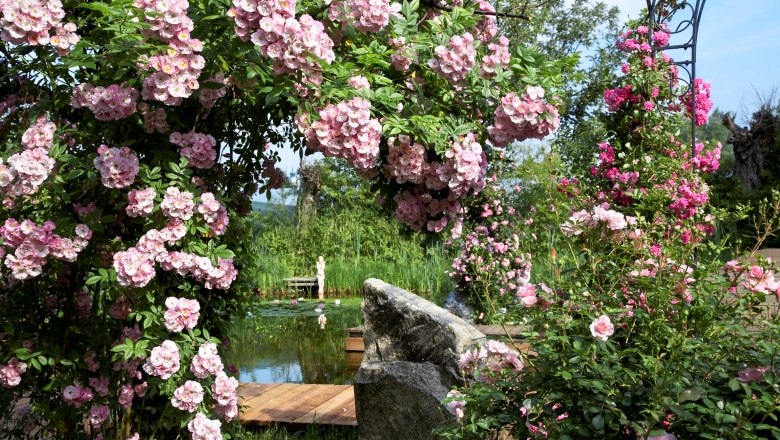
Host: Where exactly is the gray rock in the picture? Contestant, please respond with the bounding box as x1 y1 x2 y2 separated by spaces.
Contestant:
355 279 485 440
443 288 474 323
355 361 454 440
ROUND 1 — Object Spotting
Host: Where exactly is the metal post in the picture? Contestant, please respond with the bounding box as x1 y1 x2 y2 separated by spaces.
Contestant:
645 0 707 157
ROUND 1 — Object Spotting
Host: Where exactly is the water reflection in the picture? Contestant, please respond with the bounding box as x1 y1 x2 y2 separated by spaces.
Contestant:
224 300 363 385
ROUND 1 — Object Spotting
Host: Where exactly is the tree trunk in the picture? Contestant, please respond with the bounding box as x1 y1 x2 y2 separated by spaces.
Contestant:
722 107 778 191
296 161 320 229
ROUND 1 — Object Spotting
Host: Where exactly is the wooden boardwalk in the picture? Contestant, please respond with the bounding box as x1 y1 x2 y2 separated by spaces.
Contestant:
238 383 356 427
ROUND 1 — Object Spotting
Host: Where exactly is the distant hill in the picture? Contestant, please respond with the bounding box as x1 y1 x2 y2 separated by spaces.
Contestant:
252 201 295 217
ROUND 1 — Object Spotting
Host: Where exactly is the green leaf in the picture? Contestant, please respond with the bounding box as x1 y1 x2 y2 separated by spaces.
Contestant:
591 415 604 430
85 275 103 285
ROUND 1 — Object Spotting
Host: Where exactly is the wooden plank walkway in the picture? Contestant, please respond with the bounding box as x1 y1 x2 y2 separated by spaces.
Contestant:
238 383 356 427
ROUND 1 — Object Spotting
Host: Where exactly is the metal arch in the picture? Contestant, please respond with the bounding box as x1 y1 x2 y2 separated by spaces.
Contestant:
645 0 707 156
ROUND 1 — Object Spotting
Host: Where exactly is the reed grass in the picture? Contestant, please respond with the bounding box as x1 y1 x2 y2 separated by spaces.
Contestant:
243 206 453 301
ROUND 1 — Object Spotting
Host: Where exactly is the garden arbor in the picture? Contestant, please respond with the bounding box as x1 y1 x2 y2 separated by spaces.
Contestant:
0 0 563 437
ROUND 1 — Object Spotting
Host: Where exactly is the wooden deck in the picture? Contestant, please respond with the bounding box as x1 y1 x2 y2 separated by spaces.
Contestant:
238 383 356 427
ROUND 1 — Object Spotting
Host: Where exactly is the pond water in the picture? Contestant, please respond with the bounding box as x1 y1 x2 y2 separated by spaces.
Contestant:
225 299 363 385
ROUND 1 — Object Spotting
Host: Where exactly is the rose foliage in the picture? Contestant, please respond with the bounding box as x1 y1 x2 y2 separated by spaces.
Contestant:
0 0 567 437
443 20 780 439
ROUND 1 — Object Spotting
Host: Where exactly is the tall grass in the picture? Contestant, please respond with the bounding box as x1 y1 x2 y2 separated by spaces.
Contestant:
324 252 450 301
242 203 453 301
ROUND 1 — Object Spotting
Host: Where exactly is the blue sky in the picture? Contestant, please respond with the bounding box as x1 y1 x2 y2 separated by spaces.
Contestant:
612 0 780 123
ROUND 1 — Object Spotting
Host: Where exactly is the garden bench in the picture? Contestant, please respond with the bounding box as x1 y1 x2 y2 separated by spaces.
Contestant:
282 277 318 295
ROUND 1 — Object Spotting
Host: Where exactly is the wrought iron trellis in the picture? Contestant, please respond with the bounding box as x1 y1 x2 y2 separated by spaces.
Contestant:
645 0 707 156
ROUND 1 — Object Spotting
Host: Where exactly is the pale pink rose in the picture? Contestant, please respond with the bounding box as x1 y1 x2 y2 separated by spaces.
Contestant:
172 380 204 412
589 315 614 341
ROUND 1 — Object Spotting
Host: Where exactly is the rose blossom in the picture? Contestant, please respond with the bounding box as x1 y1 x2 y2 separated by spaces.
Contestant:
172 380 204 412
590 315 614 341
143 340 180 379
188 412 222 440
191 342 224 378
163 296 201 332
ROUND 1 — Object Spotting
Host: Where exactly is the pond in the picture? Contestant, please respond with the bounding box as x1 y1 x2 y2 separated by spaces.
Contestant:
224 298 363 385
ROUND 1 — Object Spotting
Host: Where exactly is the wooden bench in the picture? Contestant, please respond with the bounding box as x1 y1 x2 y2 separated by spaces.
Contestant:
282 277 318 295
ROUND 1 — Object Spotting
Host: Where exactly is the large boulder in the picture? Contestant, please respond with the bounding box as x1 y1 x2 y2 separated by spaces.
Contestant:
355 279 485 440
443 288 474 323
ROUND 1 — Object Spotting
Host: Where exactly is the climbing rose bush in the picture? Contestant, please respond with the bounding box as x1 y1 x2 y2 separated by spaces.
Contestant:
443 18 780 440
0 0 566 436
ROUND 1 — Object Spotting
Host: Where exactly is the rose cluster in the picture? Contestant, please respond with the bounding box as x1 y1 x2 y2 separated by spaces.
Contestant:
386 134 488 232
197 192 229 236
1 219 90 280
450 214 534 299
229 0 296 41
170 131 218 169
664 178 709 221
161 251 238 290
188 412 222 440
389 36 415 72
161 186 195 220
560 205 634 236
172 380 204 412
428 32 477 85
488 86 560 147
691 142 721 174
134 0 193 43
589 142 640 206
191 343 224 378
70 83 139 121
112 222 185 288
384 135 427 185
250 14 336 85
442 133 487 198
301 97 381 172
0 147 55 197
0 0 79 54
457 340 524 383
139 103 169 134
328 0 399 32
725 261 780 298
232 0 335 85
163 296 201 332
140 47 206 106
21 117 56 149
62 384 95 407
212 372 239 420
143 340 180 379
135 0 206 105
479 36 510 79
0 358 27 388
94 145 140 189
683 78 713 126
126 187 157 218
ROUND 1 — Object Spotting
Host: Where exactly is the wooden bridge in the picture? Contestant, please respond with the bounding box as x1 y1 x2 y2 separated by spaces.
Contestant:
238 383 357 427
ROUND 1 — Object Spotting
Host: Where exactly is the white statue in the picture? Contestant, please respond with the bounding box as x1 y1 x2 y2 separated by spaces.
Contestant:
316 256 326 300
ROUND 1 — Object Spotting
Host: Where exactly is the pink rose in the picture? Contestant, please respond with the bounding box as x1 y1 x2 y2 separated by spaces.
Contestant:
589 315 614 341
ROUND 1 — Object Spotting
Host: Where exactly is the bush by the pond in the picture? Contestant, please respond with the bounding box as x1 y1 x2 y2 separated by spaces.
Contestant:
442 20 780 440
